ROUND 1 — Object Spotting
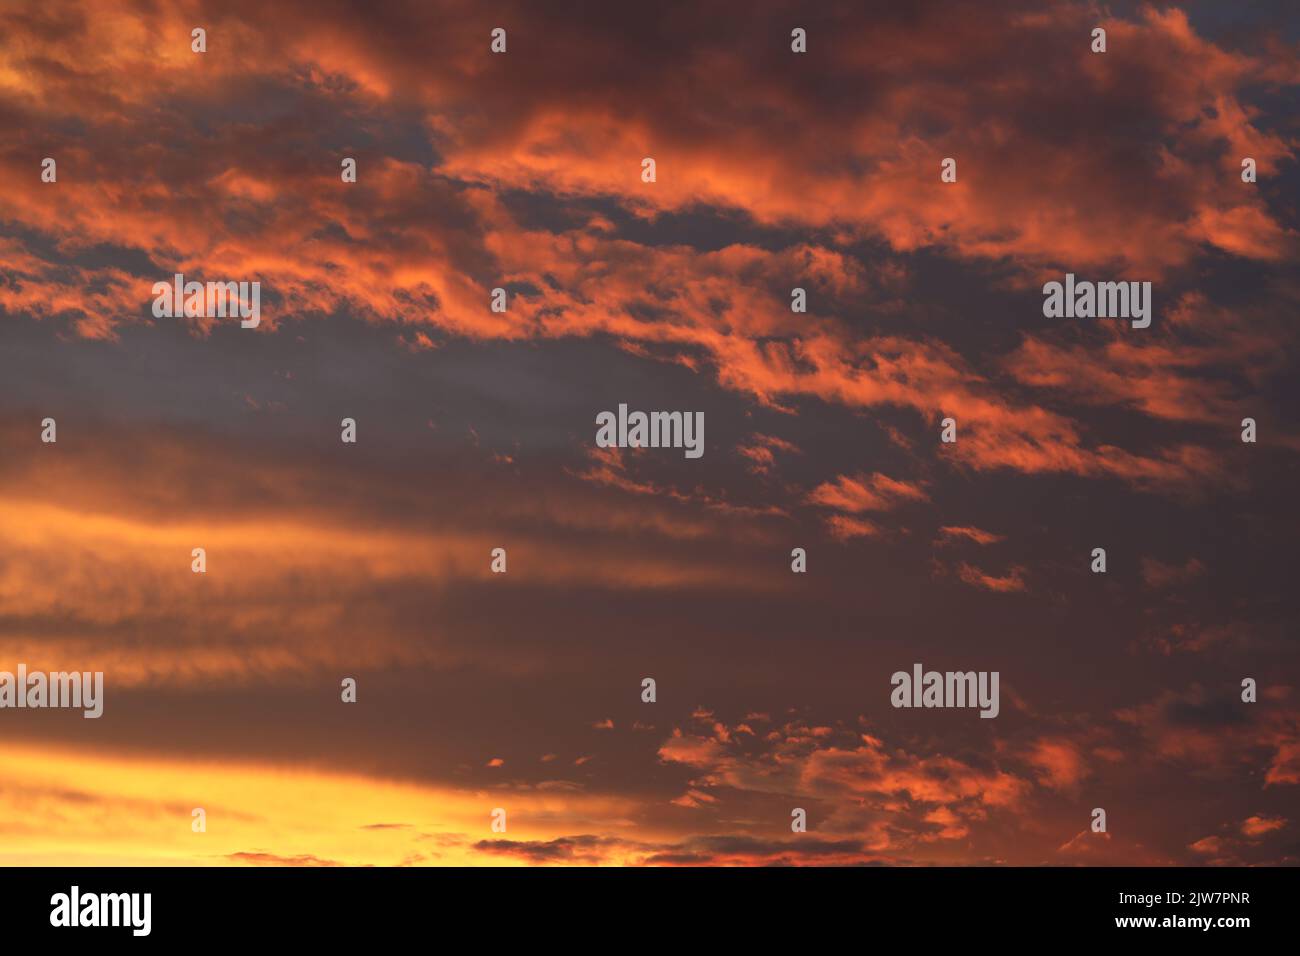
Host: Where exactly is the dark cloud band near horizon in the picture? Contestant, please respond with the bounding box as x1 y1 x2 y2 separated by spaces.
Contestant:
0 0 1297 867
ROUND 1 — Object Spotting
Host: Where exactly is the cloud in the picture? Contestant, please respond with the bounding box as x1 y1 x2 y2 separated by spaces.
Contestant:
227 851 344 867
1116 685 1300 787
808 472 928 513
471 835 645 865
640 835 883 867
1140 557 1208 589
936 526 1004 546
736 433 800 475
1024 738 1087 790
1240 814 1286 838
2 1 1291 496
657 716 1033 859
1057 829 1171 865
956 562 1028 593
825 515 884 540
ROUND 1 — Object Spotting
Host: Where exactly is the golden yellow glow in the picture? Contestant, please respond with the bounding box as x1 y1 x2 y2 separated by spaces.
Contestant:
0 743 646 866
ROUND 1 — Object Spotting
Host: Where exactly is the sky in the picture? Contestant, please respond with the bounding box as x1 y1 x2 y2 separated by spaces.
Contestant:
0 0 1297 866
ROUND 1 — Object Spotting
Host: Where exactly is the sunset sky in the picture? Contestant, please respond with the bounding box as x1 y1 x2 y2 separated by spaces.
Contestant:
1 0 1298 866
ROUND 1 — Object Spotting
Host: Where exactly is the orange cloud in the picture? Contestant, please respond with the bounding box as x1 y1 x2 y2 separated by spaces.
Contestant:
1025 738 1087 790
937 526 1004 546
956 562 1028 593
1241 814 1286 838
808 472 928 513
